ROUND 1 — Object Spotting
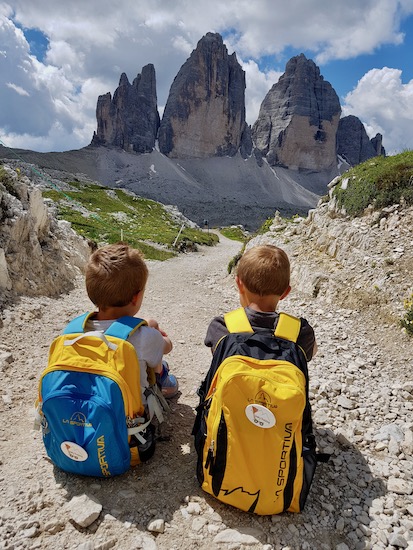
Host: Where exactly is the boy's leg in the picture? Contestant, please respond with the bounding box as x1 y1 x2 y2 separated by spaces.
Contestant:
156 360 179 398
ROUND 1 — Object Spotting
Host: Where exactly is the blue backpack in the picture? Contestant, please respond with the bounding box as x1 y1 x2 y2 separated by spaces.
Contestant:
35 314 166 477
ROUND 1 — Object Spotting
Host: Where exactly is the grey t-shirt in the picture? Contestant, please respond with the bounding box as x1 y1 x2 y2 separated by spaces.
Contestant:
204 307 316 360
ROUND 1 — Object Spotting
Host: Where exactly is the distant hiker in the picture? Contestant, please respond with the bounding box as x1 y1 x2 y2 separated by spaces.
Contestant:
193 244 319 514
36 243 178 477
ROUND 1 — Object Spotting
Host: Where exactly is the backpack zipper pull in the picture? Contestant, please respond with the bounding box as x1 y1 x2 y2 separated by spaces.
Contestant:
205 440 215 473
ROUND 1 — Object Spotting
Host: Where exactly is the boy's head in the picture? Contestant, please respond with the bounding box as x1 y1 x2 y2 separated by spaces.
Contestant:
236 245 290 297
85 243 148 309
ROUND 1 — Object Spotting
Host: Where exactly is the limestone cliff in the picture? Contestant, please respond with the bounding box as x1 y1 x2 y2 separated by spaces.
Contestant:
252 54 341 172
91 64 160 153
337 115 385 166
158 33 249 158
0 164 90 309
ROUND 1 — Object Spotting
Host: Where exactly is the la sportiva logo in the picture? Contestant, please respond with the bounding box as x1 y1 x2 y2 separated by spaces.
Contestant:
248 391 278 410
62 412 92 428
275 422 293 496
97 435 111 476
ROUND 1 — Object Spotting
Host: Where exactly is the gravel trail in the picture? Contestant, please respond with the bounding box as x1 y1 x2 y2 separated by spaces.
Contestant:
0 233 412 550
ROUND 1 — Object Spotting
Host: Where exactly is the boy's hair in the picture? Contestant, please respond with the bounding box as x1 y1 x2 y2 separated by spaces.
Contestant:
237 245 290 296
85 243 148 308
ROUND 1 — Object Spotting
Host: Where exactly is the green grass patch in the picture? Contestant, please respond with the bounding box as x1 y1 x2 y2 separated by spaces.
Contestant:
220 226 247 242
333 151 413 217
43 182 217 260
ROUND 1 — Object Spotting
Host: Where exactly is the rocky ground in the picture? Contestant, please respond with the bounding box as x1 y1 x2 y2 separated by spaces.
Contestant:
0 219 412 549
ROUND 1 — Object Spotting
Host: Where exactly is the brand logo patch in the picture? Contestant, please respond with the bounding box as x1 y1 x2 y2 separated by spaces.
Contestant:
254 390 271 406
62 411 92 428
245 404 276 428
61 441 88 462
97 435 111 476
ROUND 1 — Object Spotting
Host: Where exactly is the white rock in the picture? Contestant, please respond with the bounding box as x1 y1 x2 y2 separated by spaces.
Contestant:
186 502 201 515
213 527 262 545
337 395 354 409
66 494 102 528
387 478 413 495
192 516 208 532
147 518 165 533
388 533 408 548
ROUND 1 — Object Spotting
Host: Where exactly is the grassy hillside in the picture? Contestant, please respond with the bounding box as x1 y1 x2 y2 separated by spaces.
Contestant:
333 150 413 216
42 181 218 260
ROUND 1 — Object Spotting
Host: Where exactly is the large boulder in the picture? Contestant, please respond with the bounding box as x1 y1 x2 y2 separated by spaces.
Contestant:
252 54 341 172
91 64 160 153
158 32 249 158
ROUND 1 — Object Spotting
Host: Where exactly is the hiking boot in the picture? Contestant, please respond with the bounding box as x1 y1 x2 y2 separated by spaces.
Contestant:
157 360 179 398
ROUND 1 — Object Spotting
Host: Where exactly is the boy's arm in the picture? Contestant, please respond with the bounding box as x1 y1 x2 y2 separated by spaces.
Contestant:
146 318 173 354
312 340 318 358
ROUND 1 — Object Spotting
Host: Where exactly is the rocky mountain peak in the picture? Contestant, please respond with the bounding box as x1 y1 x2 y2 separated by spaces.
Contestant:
91 63 160 153
337 115 386 165
158 32 249 158
252 53 341 172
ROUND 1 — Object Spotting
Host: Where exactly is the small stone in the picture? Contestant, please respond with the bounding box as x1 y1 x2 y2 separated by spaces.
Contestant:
213 527 262 545
186 502 201 515
192 516 208 532
337 395 354 409
20 526 38 538
388 533 408 548
336 518 345 531
66 494 102 528
387 478 413 495
147 518 165 533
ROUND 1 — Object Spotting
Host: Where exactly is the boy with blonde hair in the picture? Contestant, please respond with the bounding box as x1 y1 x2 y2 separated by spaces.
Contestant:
85 243 178 398
205 244 317 358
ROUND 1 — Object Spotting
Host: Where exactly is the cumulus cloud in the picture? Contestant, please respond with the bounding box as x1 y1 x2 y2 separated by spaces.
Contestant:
1 1 413 151
342 67 413 154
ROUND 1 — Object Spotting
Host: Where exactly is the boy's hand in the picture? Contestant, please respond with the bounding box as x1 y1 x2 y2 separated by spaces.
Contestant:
146 318 168 337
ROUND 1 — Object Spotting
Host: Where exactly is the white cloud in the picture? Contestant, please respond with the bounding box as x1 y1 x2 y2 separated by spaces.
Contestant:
241 60 282 126
342 67 413 154
1 1 413 151
6 82 30 96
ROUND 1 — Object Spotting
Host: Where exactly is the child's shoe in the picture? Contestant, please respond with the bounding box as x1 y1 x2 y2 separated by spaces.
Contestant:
157 360 179 398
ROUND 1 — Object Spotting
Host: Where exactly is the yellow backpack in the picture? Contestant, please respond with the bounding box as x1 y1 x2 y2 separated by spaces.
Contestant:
192 308 317 515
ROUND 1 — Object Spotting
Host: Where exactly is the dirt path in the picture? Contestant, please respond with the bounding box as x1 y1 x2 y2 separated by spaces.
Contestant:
0 233 411 550
0 234 245 550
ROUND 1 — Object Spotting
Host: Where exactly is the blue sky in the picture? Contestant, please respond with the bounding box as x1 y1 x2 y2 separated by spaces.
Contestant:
1 1 413 154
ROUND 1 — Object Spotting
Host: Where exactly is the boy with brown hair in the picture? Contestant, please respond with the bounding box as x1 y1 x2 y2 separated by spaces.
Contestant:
85 242 178 398
194 244 319 514
205 244 317 359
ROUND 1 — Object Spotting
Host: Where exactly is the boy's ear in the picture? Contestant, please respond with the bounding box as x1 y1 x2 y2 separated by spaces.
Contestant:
235 275 245 293
280 285 291 300
131 289 144 306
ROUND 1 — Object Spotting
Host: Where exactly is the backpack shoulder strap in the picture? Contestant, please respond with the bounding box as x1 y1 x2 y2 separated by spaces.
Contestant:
104 316 147 341
224 308 254 333
274 312 301 343
62 312 95 334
